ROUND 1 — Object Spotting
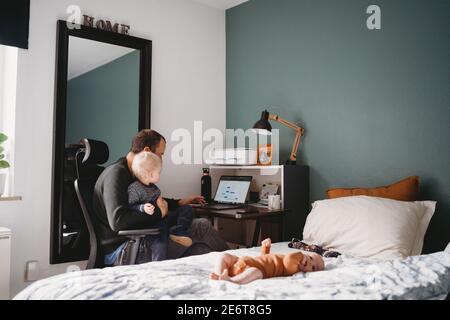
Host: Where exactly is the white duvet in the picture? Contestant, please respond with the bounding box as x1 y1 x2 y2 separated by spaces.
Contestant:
14 242 450 300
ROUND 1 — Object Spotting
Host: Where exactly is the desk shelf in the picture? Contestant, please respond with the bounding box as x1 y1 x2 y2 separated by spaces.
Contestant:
208 165 309 244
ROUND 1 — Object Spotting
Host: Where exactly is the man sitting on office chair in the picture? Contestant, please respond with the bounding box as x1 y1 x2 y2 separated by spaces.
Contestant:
93 129 229 265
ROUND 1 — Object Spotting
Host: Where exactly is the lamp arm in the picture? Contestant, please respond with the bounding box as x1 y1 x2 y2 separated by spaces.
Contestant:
268 114 305 162
268 114 302 131
290 130 303 162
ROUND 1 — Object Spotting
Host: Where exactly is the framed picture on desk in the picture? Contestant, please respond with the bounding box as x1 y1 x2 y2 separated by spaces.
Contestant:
257 144 272 165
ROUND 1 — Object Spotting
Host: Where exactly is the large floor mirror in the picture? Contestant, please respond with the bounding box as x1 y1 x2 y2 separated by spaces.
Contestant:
51 20 152 264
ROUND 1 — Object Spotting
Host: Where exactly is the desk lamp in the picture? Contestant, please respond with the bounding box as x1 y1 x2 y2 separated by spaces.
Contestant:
253 110 305 165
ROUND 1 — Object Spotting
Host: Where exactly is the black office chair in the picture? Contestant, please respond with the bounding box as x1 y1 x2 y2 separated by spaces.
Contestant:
74 138 159 269
61 143 89 255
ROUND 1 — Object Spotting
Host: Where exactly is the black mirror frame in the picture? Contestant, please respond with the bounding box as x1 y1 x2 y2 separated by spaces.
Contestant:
50 20 152 264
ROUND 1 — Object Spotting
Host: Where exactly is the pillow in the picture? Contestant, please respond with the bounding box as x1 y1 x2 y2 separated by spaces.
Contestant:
446 243 450 253
326 176 419 201
303 196 436 260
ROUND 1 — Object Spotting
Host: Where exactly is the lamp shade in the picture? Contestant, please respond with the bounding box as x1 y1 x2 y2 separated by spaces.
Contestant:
253 110 272 132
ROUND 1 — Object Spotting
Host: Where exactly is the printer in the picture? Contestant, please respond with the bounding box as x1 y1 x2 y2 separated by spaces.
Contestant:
205 148 257 165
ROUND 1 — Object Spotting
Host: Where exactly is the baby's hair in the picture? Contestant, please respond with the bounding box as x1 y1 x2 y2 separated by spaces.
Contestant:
131 151 162 182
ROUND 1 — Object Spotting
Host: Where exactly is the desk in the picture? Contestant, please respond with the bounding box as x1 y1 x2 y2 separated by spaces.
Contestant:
207 165 309 242
194 206 287 247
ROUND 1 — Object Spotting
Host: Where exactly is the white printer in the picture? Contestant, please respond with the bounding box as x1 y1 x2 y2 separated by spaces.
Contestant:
205 148 257 165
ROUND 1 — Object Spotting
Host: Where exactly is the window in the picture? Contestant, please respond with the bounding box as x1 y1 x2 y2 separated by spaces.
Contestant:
0 44 18 197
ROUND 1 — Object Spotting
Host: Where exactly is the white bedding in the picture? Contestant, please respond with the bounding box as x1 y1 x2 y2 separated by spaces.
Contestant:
14 242 450 300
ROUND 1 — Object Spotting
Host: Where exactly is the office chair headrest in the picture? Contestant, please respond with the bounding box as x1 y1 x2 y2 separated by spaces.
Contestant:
79 138 109 165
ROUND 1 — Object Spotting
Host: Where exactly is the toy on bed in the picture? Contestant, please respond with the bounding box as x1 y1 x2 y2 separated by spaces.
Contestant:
288 238 341 258
209 238 324 284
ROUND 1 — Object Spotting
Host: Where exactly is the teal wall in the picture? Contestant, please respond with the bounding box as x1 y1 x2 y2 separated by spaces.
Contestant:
66 50 140 165
226 0 450 252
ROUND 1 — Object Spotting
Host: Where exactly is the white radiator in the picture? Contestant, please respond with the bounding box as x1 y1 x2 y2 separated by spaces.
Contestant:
0 227 11 300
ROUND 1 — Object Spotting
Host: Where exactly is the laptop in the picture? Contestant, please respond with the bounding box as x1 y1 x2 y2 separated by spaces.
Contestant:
200 175 252 210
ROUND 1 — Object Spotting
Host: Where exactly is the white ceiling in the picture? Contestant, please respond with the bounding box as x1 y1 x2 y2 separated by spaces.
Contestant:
68 36 136 80
190 0 249 10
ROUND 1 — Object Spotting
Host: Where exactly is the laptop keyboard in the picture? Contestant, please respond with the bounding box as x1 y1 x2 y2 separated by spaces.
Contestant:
199 203 246 210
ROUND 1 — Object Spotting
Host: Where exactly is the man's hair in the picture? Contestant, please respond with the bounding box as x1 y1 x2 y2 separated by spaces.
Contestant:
130 129 166 154
131 151 162 182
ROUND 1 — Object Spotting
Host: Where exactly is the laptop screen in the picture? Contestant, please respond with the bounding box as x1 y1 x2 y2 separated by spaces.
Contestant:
214 176 252 204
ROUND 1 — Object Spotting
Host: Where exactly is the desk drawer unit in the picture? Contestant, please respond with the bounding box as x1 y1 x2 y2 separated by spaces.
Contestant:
0 227 11 300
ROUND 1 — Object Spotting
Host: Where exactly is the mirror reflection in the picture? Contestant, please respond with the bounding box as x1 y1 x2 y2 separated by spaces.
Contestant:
61 36 140 259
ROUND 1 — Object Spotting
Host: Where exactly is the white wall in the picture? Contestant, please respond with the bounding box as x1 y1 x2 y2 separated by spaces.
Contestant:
0 0 225 297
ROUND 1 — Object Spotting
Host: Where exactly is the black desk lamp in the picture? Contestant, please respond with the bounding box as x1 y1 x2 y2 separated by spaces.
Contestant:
253 110 305 165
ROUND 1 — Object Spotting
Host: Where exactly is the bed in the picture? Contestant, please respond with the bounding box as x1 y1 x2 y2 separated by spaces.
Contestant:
14 242 450 300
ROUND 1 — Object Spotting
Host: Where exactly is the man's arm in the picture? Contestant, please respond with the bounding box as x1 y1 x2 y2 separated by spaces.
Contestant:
102 170 163 232
178 196 206 206
164 198 180 211
162 196 206 210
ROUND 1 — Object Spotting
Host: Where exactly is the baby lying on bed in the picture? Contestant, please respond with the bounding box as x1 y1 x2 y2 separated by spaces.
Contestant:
210 238 324 284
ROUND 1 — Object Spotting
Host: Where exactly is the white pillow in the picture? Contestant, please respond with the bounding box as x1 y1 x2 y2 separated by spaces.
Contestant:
303 196 436 260
445 243 450 252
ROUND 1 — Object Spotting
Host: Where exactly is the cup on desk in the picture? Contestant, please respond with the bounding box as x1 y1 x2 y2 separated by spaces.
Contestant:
268 194 281 210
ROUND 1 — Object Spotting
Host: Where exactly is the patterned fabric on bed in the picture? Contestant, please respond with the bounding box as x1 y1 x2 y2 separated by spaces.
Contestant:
14 242 450 300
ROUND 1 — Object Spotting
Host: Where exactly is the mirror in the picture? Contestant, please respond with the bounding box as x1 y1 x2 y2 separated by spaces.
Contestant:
66 37 139 163
51 20 152 264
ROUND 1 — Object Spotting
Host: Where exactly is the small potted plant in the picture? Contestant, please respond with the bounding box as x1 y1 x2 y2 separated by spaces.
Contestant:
0 133 9 169
0 133 10 197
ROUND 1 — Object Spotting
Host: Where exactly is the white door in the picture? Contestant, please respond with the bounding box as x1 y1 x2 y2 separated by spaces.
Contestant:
0 228 11 300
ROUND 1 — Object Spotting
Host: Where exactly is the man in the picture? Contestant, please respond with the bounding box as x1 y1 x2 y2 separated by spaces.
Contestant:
93 129 229 265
